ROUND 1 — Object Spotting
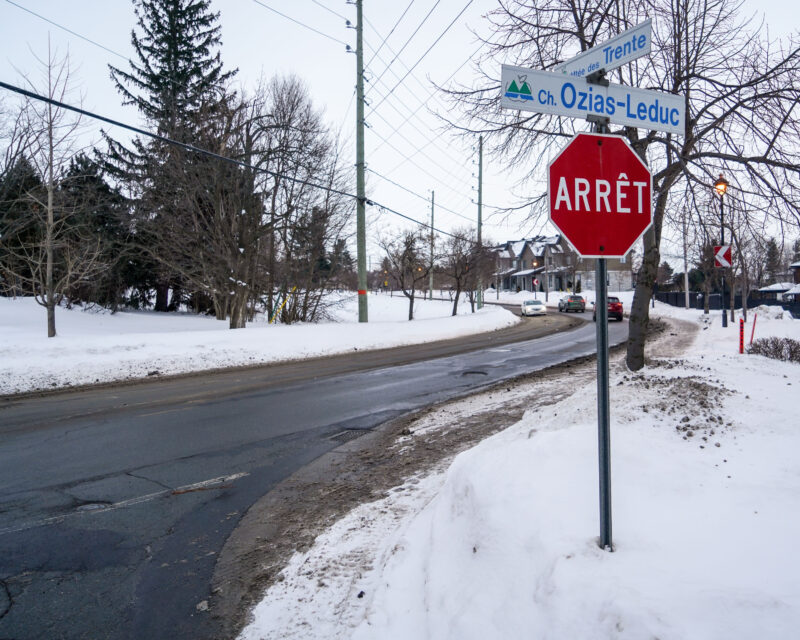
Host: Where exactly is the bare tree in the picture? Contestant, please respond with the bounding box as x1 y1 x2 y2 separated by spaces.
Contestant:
0 44 106 337
440 0 800 369
441 228 475 316
441 228 497 315
380 230 432 321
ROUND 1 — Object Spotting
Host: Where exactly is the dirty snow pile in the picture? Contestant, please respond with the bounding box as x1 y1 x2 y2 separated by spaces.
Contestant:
240 304 800 640
0 293 517 395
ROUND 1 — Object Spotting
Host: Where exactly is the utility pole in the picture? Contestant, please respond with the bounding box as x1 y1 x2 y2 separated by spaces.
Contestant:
429 191 435 300
355 0 368 322
477 135 483 309
682 207 690 309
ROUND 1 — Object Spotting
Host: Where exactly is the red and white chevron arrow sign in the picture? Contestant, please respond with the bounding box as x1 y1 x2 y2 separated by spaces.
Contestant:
714 245 732 268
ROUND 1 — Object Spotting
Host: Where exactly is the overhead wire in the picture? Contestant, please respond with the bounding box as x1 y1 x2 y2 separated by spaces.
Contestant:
368 0 474 114
372 41 483 157
364 0 416 69
3 0 127 60
309 0 348 22
251 0 349 47
368 126 474 207
362 42 474 173
0 79 468 241
366 0 442 94
367 167 475 223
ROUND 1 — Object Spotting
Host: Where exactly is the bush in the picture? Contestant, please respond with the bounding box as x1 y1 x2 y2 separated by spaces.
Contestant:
747 336 800 363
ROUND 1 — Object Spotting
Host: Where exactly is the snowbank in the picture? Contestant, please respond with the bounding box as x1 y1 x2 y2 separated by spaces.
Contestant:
240 303 800 640
0 294 518 395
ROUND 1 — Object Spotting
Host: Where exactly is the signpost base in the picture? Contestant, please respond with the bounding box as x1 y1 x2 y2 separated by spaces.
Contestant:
596 258 612 551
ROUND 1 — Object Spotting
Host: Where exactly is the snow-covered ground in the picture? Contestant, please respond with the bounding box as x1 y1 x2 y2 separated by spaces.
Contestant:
239 302 800 640
0 292 517 395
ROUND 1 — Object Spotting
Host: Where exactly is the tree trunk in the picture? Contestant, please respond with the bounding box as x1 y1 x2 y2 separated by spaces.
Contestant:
451 284 462 316
213 294 228 321
407 289 415 320
155 282 169 312
46 99 56 338
46 178 56 338
625 227 659 371
229 292 247 329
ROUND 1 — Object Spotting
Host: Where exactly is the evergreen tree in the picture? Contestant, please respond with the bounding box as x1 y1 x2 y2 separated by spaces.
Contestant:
104 0 236 311
657 260 674 286
58 153 135 308
764 238 783 284
0 157 44 296
792 238 800 263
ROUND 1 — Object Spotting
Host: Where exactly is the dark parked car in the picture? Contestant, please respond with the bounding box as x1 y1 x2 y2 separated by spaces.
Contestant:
593 296 624 321
558 295 586 312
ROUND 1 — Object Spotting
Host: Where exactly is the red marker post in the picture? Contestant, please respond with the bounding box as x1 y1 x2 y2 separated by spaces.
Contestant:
739 319 745 354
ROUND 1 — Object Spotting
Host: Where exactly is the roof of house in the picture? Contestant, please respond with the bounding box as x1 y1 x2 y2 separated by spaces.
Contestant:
758 282 794 292
510 240 527 256
784 283 800 295
790 261 800 268
491 235 567 260
512 267 545 277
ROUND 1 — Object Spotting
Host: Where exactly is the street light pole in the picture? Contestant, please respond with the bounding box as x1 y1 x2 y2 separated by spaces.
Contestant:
714 175 729 328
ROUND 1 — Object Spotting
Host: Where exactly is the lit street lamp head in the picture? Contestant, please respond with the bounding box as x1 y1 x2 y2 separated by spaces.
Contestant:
714 174 729 197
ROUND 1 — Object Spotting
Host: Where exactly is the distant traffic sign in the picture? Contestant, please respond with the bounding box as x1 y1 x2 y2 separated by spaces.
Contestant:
554 19 652 78
714 245 732 268
501 65 685 135
548 133 652 258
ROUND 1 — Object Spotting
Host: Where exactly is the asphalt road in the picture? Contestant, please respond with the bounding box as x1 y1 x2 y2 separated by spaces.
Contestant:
0 310 627 639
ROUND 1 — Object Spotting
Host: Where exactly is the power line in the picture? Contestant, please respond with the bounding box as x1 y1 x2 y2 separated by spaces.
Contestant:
362 41 475 173
367 167 474 223
309 0 348 22
364 0 416 69
366 0 442 93
251 0 349 47
366 103 472 191
369 0 474 114
0 79 466 240
372 42 483 156
3 0 127 60
368 125 473 206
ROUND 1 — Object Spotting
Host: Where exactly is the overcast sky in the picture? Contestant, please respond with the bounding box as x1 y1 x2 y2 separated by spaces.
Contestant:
0 0 795 267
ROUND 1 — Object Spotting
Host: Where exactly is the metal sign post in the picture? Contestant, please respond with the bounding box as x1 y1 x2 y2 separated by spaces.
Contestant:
595 256 612 549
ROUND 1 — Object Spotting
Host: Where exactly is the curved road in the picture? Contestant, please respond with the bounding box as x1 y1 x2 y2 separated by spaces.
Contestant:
0 310 626 639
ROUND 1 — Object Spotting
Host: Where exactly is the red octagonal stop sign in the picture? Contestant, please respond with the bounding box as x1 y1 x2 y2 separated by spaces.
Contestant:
548 133 652 258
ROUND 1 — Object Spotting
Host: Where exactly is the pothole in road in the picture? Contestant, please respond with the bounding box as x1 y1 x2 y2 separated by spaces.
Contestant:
75 502 111 512
461 370 488 376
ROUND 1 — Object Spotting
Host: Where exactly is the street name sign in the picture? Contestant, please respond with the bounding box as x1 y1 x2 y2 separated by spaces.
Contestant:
501 65 685 135
714 245 732 267
548 133 652 258
554 19 652 78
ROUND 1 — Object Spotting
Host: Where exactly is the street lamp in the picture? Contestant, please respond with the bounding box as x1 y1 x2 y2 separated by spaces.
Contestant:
714 174 729 327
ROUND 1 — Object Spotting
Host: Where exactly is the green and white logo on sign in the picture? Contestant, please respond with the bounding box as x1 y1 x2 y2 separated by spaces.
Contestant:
505 75 533 102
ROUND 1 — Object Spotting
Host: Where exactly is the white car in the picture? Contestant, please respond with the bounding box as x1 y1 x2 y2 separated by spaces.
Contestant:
521 299 547 316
